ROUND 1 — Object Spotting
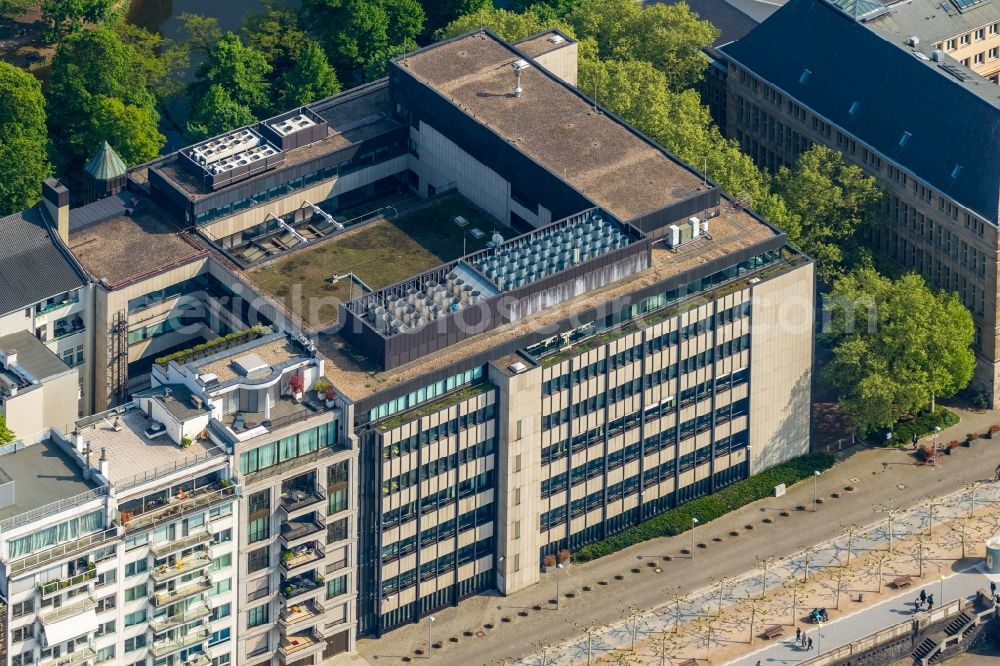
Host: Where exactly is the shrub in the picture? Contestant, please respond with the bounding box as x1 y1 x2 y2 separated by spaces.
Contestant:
968 433 980 441
154 324 271 366
572 452 835 563
557 549 571 564
972 389 992 410
180 437 192 448
948 440 960 449
543 554 556 568
888 408 959 447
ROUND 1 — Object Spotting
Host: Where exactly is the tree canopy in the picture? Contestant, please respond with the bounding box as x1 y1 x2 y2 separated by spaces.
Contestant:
194 32 272 116
822 269 975 433
48 26 163 168
0 62 51 216
42 0 121 36
437 5 575 42
186 84 256 142
421 0 492 38
774 145 880 282
0 0 33 17
277 40 341 110
0 415 12 446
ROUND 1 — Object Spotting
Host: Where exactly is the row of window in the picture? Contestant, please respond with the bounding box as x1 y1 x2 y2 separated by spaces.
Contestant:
381 504 493 563
940 23 999 51
368 366 484 424
382 437 495 495
380 537 494 596
382 470 495 529
381 402 496 460
238 421 340 474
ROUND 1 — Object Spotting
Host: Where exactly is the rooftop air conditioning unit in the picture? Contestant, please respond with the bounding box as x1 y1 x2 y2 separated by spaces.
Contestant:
668 224 680 247
689 216 701 238
508 362 527 374
932 49 945 62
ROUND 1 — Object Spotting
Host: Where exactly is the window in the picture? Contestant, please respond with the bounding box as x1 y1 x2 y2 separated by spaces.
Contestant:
124 635 146 653
75 345 83 365
124 609 146 627
124 583 147 602
210 553 232 571
247 490 270 543
212 655 232 666
247 604 269 628
12 651 34 666
96 595 116 612
209 628 231 647
125 559 148 577
210 503 233 519
12 625 33 642
327 517 348 544
975 51 985 64
96 569 116 587
211 528 232 545
12 599 33 618
96 647 115 664
95 620 115 637
513 554 520 572
211 578 232 596
326 574 348 599
247 547 269 573
211 602 231 621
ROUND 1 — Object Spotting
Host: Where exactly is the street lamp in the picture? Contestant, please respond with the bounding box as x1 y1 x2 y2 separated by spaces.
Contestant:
817 621 823 654
691 517 699 558
555 562 565 610
813 470 820 511
426 615 436 659
940 574 945 603
933 426 942 466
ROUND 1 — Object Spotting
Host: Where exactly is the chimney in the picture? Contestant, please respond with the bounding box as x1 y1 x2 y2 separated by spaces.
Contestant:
42 178 70 245
99 447 109 478
4 350 16 369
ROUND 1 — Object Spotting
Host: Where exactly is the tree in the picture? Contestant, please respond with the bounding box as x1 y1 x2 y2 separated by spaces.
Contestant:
841 524 861 566
964 480 984 517
422 0 492 37
0 62 51 216
664 587 691 633
822 269 975 433
438 6 575 42
244 0 309 87
193 33 272 115
42 0 121 36
186 85 255 142
869 552 891 593
756 555 776 598
277 40 341 110
827 567 851 610
568 0 717 90
48 26 163 168
83 96 164 165
0 0 33 17
781 576 807 626
176 12 222 59
773 146 881 282
0 414 13 446
114 22 189 103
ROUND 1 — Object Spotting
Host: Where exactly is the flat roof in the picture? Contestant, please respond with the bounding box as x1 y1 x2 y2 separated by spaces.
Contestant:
153 83 401 200
190 335 310 386
868 0 1000 45
0 330 71 382
75 408 224 487
320 205 781 402
0 440 98 521
68 194 205 288
398 31 711 222
514 30 575 58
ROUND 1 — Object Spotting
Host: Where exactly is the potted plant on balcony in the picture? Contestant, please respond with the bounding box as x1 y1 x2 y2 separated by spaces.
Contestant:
180 437 192 449
324 385 337 408
281 550 295 564
119 511 133 525
289 374 304 402
284 584 294 596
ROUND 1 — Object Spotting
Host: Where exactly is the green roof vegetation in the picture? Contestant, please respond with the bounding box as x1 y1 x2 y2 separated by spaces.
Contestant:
154 324 271 367
376 381 495 432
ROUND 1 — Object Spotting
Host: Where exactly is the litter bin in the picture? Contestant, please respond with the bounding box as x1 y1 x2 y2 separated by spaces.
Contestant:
985 536 1000 573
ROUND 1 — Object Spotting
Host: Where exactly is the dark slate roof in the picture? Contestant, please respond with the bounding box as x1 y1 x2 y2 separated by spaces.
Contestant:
648 0 759 46
0 207 85 316
722 0 1000 224
0 331 71 381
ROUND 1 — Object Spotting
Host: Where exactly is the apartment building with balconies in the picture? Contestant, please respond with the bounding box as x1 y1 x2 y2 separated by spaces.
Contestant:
719 0 1000 404
149 331 356 664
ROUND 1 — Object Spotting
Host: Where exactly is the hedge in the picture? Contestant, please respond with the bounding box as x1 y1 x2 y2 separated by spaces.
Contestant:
154 324 271 367
572 452 835 563
887 408 959 447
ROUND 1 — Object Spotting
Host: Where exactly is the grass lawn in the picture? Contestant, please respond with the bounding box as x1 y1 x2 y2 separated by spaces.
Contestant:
249 194 502 327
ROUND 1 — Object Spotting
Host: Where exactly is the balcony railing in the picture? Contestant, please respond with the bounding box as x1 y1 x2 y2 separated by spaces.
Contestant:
40 596 97 623
43 645 95 666
37 295 79 316
280 516 324 545
281 543 324 572
150 604 212 632
151 549 213 582
279 600 324 628
281 576 323 602
149 529 211 557
124 484 237 533
280 485 326 514
1 487 108 532
153 577 211 607
181 653 211 666
40 568 96 597
9 527 120 574
151 627 210 657
279 628 324 656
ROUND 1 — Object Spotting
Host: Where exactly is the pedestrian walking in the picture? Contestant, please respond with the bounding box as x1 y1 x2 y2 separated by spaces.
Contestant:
928 594 934 606
914 597 922 612
920 589 927 604
991 581 997 597
808 636 814 651
796 627 802 644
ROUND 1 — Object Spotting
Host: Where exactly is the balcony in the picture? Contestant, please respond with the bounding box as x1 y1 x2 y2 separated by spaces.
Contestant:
124 484 237 533
281 543 324 573
152 548 213 582
43 645 95 666
181 654 211 666
281 574 323 603
149 528 212 557
40 595 97 623
151 627 210 657
40 568 96 598
9 527 119 575
150 603 212 632
153 577 211 607
52 315 85 341
279 628 325 657
280 485 326 516
280 515 324 548
36 293 80 317
279 599 324 629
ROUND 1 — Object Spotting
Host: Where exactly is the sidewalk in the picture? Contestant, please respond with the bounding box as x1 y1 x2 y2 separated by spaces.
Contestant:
730 566 993 666
357 407 1000 666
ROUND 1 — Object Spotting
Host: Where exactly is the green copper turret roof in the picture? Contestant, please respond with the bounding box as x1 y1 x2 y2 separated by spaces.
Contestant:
84 141 127 181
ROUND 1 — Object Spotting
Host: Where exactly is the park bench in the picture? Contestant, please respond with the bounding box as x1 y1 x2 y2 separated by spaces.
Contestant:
893 575 913 589
678 659 698 666
763 625 784 640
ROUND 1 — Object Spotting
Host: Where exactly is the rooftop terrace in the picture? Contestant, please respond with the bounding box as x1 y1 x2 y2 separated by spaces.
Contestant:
319 204 782 401
72 408 224 487
398 31 711 222
190 335 310 387
68 192 205 288
514 30 574 58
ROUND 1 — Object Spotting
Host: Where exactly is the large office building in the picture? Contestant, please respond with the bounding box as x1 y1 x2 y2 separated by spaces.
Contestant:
0 26 814 662
720 0 1000 404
